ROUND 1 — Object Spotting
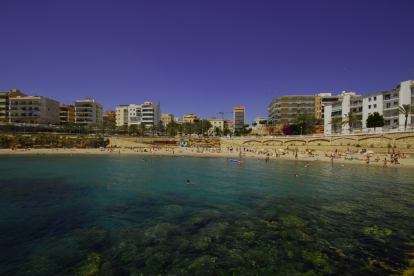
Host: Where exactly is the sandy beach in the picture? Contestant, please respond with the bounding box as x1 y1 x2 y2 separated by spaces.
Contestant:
1 147 413 168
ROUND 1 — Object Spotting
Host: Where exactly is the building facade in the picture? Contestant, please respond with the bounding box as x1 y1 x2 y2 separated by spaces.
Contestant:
252 117 267 128
0 89 27 122
208 117 227 134
9 95 60 125
140 102 161 126
183 113 202 124
59 104 75 125
233 106 245 130
324 79 414 134
268 95 321 125
116 105 129 126
103 110 116 126
161 113 174 126
74 98 103 127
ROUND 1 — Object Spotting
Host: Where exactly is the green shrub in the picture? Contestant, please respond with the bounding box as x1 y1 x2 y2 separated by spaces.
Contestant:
407 144 411 149
370 144 374 148
317 143 321 146
356 144 361 147
347 143 350 146
388 144 392 148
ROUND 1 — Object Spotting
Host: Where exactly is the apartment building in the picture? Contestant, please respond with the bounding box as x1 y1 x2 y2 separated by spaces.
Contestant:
324 79 414 134
233 106 245 130
0 89 27 122
161 113 174 126
59 104 75 125
183 113 202 124
252 117 267 129
208 117 227 134
9 95 60 125
103 110 116 126
116 105 129 126
140 102 160 126
74 98 103 127
225 120 234 131
318 93 344 120
268 96 321 125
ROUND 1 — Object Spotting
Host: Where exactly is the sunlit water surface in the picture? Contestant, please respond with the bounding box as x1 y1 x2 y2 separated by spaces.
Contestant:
1 155 414 275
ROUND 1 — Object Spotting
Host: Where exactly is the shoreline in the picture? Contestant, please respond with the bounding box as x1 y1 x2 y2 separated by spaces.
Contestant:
1 148 412 168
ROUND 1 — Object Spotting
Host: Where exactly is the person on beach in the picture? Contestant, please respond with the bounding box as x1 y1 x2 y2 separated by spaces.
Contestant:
383 158 387 168
294 173 298 177
366 158 370 166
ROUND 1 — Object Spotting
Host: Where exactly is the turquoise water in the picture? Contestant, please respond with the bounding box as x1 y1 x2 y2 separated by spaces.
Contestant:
1 155 414 275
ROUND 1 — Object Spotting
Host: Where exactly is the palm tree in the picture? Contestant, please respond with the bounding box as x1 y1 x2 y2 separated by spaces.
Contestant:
342 112 362 133
139 122 147 135
398 104 414 130
214 127 221 136
129 124 138 135
150 125 157 136
109 125 117 135
185 123 194 135
156 121 165 135
99 123 107 135
291 112 318 134
329 117 342 133
121 124 129 135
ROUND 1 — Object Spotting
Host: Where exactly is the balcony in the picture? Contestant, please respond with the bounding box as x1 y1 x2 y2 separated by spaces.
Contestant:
76 109 93 113
10 101 41 106
350 101 363 107
75 104 93 107
383 103 399 110
383 94 399 101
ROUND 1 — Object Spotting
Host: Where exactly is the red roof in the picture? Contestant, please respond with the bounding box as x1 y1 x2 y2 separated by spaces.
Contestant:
234 106 245 109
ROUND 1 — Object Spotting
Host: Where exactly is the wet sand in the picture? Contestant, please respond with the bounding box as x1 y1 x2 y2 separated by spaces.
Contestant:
1 148 413 168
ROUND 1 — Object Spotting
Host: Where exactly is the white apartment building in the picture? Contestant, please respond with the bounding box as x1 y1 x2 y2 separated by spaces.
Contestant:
74 98 103 127
9 95 60 125
324 79 414 134
253 117 267 129
116 105 129 126
116 102 161 127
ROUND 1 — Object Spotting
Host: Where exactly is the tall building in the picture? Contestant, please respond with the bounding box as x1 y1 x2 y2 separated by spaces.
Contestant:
116 105 129 126
233 106 245 130
318 93 344 120
324 79 414 134
183 113 202 124
103 110 116 126
60 104 75 125
267 96 321 125
9 95 60 125
161 113 174 126
0 89 27 122
127 104 142 126
74 98 103 127
137 102 160 126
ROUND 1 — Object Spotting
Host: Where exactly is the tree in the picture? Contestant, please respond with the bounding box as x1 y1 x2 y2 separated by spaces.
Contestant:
156 121 165 135
291 112 318 134
150 125 157 136
223 128 232 136
329 117 342 133
129 124 138 135
99 123 107 135
258 120 267 127
109 125 117 135
121 124 129 135
197 120 212 135
342 112 362 133
282 124 295 135
184 123 194 135
366 112 385 131
214 127 221 136
252 122 258 127
139 122 147 135
398 104 414 130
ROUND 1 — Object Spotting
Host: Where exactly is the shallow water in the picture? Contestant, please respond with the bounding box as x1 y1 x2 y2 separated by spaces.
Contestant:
1 155 414 275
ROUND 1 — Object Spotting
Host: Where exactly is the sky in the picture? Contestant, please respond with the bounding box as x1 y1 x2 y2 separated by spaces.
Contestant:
1 0 414 124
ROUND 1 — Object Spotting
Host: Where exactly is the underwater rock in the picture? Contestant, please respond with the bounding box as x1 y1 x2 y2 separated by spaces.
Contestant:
75 227 107 249
75 252 114 276
18 255 57 276
188 255 218 272
161 204 185 218
362 225 392 242
199 222 229 242
107 239 138 265
141 223 181 246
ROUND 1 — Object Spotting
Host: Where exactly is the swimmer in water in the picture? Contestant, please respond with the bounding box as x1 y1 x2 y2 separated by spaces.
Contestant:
294 173 298 177
305 163 309 168
187 180 194 185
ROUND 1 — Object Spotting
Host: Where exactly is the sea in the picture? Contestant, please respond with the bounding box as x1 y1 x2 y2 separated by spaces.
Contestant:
0 155 413 275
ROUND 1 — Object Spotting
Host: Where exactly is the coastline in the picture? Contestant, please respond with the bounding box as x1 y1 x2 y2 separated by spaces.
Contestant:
1 148 413 168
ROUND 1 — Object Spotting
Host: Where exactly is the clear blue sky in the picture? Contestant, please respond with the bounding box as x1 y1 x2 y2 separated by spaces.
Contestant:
1 0 413 124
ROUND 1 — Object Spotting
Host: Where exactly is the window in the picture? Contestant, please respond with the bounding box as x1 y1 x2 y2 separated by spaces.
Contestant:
373 104 377 108
385 94 390 100
385 120 390 126
393 93 398 98
386 103 391 108
374 96 377 101
393 119 399 124
369 98 371 102
368 105 371 109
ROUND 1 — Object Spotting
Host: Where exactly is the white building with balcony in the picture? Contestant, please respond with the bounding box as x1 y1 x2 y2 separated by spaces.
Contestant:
140 102 161 126
324 79 414 134
74 98 103 127
9 95 60 125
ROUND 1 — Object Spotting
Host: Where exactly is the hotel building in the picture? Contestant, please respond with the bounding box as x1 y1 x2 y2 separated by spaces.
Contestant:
74 98 103 127
233 106 245 130
59 104 75 125
0 89 27 122
267 95 321 125
324 79 414 134
9 95 60 125
183 113 202 124
116 105 129 126
208 117 227 134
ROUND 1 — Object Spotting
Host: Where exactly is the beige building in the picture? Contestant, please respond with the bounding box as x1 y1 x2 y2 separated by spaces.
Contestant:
0 89 27 122
60 104 75 125
161 113 174 126
74 98 103 127
208 117 227 134
225 120 234 131
183 113 202 124
9 95 60 125
103 110 116 126
233 106 245 130
116 105 129 126
268 95 321 125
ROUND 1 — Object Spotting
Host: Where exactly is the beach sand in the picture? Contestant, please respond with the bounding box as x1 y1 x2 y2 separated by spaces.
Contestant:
1 147 413 168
